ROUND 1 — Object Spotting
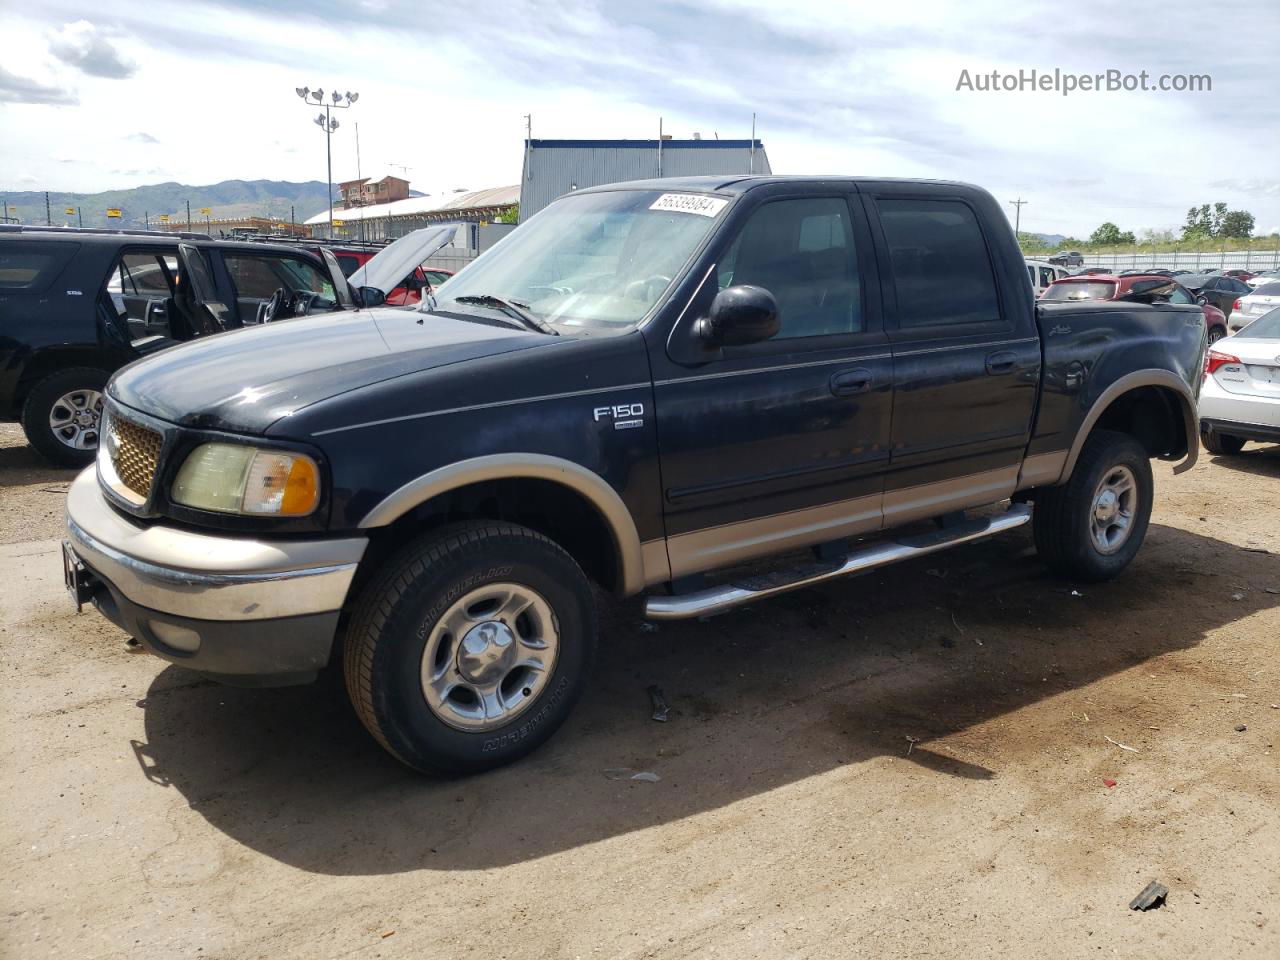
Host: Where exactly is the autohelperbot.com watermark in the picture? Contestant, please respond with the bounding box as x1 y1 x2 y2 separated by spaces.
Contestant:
955 68 1211 96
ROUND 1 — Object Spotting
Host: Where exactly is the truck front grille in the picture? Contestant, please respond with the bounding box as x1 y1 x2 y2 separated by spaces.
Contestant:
106 414 163 500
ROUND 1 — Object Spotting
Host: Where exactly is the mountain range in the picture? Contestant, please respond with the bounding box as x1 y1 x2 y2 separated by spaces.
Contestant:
0 180 336 229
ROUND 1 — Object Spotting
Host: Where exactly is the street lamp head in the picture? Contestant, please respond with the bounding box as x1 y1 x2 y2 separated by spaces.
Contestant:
331 90 342 104
347 91 359 103
311 88 324 102
330 119 340 132
314 114 325 127
295 86 308 99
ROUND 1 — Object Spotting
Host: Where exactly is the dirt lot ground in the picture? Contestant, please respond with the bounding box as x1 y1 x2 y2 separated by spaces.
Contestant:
1 422 1277 959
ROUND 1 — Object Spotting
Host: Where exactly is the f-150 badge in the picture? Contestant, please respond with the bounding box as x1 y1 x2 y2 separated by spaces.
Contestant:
594 402 645 430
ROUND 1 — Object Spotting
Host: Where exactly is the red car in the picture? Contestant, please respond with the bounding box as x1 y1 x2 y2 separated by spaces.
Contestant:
1042 273 1228 343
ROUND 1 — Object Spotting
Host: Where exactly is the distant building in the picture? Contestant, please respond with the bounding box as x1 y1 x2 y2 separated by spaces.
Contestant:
155 215 310 237
304 185 519 240
519 138 771 221
338 175 410 207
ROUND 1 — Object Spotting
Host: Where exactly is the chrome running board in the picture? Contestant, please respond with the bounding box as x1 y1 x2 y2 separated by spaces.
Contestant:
644 504 1032 621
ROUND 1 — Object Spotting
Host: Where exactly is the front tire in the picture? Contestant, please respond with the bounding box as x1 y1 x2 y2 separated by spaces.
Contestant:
1201 428 1246 455
20 367 109 467
1033 430 1153 583
343 522 598 775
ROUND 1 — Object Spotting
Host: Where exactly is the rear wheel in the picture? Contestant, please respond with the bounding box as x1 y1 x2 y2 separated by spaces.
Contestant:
1201 428 1246 455
1207 326 1227 345
1033 430 1153 582
20 367 109 467
343 521 598 775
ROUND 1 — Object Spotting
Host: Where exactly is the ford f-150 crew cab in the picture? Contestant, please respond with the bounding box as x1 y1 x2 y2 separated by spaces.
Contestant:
63 176 1205 774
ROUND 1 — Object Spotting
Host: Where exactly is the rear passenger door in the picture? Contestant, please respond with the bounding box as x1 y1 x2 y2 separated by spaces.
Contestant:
862 189 1039 526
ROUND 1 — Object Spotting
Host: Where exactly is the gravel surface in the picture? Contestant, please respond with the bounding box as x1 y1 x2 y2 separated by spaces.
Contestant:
1 422 1277 959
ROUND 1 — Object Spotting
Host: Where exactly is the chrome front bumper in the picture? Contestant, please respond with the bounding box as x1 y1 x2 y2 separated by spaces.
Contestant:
64 468 367 622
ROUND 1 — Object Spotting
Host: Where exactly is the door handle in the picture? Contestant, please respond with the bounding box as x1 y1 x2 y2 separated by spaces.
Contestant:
830 368 874 396
985 351 1018 375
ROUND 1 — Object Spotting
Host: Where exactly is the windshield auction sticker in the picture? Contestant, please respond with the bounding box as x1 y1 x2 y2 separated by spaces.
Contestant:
649 194 729 217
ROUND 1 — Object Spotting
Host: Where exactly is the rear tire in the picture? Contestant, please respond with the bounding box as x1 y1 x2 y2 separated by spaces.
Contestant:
1033 430 1153 583
1201 428 1246 455
1207 326 1227 345
20 367 109 467
343 521 598 775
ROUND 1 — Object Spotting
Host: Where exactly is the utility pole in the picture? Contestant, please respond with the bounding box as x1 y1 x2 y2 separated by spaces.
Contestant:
186 200 191 231
523 113 532 182
1008 197 1027 237
77 207 82 227
145 211 149 229
45 191 52 225
355 121 365 244
291 204 296 235
657 117 663 178
295 86 360 238
749 113 757 174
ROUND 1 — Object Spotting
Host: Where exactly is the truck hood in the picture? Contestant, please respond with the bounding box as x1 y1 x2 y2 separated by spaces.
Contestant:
108 308 549 434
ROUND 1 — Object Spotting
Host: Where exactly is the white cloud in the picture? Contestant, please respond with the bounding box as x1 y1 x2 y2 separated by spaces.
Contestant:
48 20 136 79
0 65 77 105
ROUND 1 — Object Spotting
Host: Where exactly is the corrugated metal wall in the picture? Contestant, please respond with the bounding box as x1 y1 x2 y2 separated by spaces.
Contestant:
520 140 771 221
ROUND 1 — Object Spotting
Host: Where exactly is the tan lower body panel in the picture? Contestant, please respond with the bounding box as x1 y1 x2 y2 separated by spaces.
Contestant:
640 538 672 587
881 464 1020 528
663 465 1022 581
1016 450 1068 489
665 493 882 580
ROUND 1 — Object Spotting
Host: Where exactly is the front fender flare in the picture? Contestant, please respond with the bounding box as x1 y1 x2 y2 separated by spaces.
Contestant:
357 453 655 596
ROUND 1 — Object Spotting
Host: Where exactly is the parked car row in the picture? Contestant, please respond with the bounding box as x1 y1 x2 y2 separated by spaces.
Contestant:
0 225 457 464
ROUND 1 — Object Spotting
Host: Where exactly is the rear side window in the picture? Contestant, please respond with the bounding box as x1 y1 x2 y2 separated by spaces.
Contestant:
1252 281 1280 297
335 254 361 277
877 199 1000 328
0 241 78 292
1042 281 1117 301
1039 266 1056 288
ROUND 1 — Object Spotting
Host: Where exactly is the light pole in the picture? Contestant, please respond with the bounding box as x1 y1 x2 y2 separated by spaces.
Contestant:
294 86 359 237
1008 197 1027 238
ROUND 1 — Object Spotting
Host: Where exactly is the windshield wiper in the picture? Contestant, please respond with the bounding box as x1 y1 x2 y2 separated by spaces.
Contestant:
451 294 559 336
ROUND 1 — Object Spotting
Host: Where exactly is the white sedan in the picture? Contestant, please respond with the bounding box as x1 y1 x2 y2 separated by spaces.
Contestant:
1245 269 1280 288
1228 280 1280 334
1199 306 1280 454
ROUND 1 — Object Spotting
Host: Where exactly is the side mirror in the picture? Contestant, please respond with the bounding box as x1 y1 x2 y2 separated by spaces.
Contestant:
1195 294 1208 306
697 285 779 346
358 285 386 308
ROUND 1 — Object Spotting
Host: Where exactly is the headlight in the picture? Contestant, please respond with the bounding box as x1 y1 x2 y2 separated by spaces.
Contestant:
171 443 320 516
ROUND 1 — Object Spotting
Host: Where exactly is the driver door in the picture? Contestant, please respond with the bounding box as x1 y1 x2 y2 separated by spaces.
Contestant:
219 251 340 324
648 187 894 579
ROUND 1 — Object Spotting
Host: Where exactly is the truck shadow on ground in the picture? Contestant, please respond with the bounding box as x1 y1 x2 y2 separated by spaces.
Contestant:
135 523 1279 876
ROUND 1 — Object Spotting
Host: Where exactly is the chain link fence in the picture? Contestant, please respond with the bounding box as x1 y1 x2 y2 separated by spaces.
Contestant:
1074 248 1280 272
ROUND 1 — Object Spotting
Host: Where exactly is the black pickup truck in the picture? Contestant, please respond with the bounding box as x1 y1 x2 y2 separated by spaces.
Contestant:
63 176 1204 774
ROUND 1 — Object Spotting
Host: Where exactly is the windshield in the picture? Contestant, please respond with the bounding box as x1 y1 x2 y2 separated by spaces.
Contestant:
431 189 727 331
1042 280 1117 301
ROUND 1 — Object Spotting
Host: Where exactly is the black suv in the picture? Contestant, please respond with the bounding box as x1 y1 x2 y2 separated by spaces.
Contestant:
63 177 1204 775
0 227 417 465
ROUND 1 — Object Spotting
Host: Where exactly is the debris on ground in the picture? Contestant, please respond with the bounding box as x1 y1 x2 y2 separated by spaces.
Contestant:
1265 587 1280 595
1105 735 1139 753
647 684 670 722
1235 724 1247 732
1070 589 1083 597
905 735 920 756
1231 592 1245 601
380 930 395 939
604 768 662 782
124 637 143 652
1129 880 1169 911
1102 778 1117 788
639 621 659 633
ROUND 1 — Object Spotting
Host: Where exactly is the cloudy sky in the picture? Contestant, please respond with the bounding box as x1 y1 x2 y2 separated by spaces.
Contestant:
2 0 1277 237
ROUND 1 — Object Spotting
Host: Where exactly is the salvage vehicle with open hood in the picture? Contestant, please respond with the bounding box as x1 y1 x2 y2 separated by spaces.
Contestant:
0 225 455 465
63 177 1204 775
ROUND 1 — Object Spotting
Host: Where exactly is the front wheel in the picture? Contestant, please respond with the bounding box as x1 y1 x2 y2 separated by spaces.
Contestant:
1033 430 1153 583
343 522 598 775
1201 428 1246 455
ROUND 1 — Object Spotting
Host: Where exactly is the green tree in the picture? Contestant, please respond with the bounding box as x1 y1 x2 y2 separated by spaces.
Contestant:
1089 222 1128 245
1218 210 1255 239
496 205 519 224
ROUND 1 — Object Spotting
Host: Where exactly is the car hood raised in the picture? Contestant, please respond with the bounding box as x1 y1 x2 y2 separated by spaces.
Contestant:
108 308 550 434
350 225 459 295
